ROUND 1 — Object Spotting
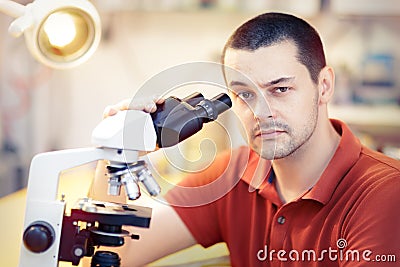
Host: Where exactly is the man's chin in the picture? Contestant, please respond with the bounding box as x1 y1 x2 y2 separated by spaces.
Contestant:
251 145 276 160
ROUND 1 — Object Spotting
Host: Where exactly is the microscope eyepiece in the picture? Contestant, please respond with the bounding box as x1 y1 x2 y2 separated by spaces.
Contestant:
195 93 232 121
210 93 232 115
151 92 232 148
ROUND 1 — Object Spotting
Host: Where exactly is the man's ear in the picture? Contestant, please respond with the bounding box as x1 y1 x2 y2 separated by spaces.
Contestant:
318 66 335 105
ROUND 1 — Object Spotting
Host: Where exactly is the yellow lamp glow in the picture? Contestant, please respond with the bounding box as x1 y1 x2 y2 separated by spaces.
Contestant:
38 8 96 64
43 12 77 48
0 0 101 69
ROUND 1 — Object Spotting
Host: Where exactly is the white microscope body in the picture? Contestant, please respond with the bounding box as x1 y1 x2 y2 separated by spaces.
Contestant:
19 110 158 267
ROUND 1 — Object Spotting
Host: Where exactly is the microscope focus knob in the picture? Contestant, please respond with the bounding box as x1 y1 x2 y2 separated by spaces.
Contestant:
23 221 55 253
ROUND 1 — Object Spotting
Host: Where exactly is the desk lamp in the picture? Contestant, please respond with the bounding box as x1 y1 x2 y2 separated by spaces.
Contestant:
0 0 101 68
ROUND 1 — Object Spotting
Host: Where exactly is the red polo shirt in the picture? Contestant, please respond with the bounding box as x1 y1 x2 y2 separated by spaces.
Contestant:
164 119 400 266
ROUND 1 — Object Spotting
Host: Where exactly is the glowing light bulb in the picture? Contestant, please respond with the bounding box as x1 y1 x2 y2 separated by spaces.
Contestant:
3 0 101 68
37 8 94 63
43 12 77 47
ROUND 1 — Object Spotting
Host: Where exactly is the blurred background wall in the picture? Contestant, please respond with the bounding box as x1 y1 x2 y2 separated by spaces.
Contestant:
1 0 400 197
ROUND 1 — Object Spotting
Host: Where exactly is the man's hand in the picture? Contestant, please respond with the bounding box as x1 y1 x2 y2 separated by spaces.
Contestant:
103 95 165 118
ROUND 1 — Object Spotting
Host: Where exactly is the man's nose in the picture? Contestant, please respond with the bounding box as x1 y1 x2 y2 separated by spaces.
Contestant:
252 98 274 121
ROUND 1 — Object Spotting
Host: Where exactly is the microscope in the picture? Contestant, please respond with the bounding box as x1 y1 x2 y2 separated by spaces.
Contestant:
19 92 231 267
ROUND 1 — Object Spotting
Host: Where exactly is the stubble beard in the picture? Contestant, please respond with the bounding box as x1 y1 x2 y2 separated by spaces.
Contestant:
251 96 319 160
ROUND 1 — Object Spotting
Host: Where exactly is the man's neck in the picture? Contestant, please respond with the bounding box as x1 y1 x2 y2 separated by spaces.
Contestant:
272 119 341 204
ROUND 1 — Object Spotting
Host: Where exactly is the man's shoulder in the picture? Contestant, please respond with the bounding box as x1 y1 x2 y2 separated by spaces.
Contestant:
173 146 255 188
212 145 257 170
359 146 400 174
343 146 400 199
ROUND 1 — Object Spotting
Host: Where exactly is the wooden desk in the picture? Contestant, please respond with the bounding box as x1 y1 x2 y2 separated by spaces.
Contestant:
0 189 26 267
0 165 229 267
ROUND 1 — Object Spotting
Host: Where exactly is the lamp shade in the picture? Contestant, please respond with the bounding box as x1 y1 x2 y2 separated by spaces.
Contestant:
2 0 101 69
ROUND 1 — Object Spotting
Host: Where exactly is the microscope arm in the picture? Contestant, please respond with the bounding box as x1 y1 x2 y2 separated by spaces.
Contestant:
26 147 139 202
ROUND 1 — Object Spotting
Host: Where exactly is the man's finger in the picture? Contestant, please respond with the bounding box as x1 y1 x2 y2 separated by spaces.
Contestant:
103 105 118 118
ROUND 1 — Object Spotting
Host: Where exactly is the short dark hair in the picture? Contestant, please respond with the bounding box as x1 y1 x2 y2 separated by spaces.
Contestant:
222 12 326 84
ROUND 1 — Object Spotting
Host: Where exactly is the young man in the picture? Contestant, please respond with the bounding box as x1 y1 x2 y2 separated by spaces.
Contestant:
98 12 400 266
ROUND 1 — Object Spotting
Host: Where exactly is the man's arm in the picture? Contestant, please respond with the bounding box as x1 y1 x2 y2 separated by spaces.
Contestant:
115 196 197 266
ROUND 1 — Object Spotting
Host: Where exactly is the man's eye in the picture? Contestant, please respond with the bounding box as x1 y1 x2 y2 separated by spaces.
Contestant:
274 87 290 93
237 91 253 99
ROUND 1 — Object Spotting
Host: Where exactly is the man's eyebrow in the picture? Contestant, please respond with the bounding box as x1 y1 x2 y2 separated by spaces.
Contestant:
229 77 295 88
229 80 249 87
262 77 295 87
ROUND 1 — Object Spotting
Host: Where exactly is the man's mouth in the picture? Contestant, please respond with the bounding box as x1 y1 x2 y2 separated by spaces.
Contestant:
254 129 286 139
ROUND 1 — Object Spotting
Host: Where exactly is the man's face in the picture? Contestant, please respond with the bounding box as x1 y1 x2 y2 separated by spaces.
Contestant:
224 41 320 160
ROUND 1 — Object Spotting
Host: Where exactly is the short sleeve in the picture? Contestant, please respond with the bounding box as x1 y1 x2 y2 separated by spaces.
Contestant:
340 172 400 266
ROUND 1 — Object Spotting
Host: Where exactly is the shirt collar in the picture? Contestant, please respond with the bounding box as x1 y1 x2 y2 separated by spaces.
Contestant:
240 119 362 205
240 149 272 188
239 142 279 205
301 119 361 204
